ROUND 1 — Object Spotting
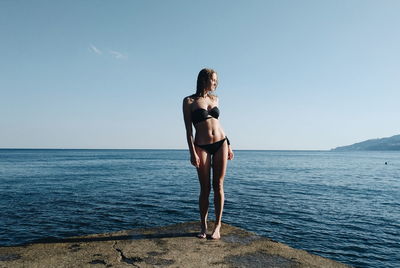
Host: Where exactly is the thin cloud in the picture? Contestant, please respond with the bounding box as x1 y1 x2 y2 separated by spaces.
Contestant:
89 44 102 55
109 50 126 59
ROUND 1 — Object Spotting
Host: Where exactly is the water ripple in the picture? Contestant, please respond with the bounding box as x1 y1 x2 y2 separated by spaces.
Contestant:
1 149 399 268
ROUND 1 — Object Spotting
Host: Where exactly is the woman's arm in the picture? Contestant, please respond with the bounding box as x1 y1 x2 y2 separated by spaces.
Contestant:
182 97 200 167
227 140 234 160
216 96 234 160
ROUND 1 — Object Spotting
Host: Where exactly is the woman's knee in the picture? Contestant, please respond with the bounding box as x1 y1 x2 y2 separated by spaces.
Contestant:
200 185 211 196
212 180 224 192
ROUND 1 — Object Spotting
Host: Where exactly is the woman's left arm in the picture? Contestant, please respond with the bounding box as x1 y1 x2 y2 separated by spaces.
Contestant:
227 140 234 160
218 96 234 160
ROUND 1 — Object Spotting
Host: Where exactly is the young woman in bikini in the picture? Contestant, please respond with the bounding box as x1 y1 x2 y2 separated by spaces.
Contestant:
182 68 234 239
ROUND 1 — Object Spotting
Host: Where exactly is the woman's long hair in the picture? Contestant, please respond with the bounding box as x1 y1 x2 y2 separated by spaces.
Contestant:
195 68 218 98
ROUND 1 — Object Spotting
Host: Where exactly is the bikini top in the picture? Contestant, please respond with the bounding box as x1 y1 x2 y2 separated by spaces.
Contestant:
191 106 220 125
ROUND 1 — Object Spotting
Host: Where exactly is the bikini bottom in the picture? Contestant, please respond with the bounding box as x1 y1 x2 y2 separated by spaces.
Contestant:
195 137 228 155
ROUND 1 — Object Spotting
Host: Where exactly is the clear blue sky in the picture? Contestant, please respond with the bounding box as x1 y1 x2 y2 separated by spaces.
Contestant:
1 0 399 150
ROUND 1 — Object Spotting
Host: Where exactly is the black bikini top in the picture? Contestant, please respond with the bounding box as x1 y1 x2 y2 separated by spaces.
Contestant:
191 107 220 125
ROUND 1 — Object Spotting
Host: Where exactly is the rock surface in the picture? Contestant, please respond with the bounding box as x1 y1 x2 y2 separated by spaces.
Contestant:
0 221 349 268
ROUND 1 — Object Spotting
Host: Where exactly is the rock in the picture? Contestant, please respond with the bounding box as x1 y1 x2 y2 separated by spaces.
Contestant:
0 221 349 267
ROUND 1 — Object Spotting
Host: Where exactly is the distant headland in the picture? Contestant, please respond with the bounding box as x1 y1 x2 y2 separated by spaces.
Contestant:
331 134 400 151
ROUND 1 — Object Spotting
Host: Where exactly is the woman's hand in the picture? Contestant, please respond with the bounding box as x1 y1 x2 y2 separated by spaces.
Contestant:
191 153 200 168
228 147 234 160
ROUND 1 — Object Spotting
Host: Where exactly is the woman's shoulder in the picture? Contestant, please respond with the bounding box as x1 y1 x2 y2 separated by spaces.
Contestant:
209 94 219 104
183 94 197 104
183 95 196 108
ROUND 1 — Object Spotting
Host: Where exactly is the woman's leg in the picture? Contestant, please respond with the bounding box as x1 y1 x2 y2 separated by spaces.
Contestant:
195 146 211 238
211 141 228 239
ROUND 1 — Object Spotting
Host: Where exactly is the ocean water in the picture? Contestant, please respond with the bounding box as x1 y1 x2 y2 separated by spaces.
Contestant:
0 149 399 268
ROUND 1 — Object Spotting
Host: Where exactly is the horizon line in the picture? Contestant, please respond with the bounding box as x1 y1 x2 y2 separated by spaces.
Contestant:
0 147 331 151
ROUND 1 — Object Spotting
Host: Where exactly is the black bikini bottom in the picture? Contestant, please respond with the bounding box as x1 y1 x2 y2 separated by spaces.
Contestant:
195 138 227 155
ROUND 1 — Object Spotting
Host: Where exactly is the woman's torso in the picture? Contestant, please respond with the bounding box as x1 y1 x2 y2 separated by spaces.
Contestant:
190 96 225 145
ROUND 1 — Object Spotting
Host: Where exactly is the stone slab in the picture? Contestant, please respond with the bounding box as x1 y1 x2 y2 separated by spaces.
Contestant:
0 221 349 268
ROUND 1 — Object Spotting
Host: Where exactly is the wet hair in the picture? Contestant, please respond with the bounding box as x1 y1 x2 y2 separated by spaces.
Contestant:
195 68 218 98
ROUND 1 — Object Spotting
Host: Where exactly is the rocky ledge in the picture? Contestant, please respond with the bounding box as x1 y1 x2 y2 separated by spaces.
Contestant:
0 221 349 268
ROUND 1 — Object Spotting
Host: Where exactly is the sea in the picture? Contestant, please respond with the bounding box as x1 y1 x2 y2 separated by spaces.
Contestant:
0 149 399 268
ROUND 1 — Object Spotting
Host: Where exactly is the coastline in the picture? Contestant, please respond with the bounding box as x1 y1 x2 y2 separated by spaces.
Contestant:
0 221 349 268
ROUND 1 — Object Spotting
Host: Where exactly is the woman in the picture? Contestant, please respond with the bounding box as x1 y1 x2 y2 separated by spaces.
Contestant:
182 68 234 239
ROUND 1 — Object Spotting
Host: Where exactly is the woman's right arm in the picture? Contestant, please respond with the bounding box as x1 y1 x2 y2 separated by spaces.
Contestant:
182 97 200 168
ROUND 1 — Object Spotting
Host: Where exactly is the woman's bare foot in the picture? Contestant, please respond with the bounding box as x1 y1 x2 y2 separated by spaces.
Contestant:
196 232 207 239
210 224 221 240
197 224 207 239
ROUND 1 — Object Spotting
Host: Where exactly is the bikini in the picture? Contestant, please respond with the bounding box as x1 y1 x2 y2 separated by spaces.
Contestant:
191 107 230 155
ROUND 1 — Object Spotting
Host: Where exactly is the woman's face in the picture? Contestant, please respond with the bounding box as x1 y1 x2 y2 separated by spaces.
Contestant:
208 73 218 91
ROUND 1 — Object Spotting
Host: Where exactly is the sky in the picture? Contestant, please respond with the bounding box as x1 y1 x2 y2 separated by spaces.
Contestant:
1 0 399 150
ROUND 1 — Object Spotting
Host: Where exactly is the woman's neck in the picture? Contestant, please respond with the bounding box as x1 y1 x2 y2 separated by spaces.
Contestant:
198 91 209 98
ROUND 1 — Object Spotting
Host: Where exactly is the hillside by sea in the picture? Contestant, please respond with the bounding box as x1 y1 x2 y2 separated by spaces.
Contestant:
332 134 400 151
